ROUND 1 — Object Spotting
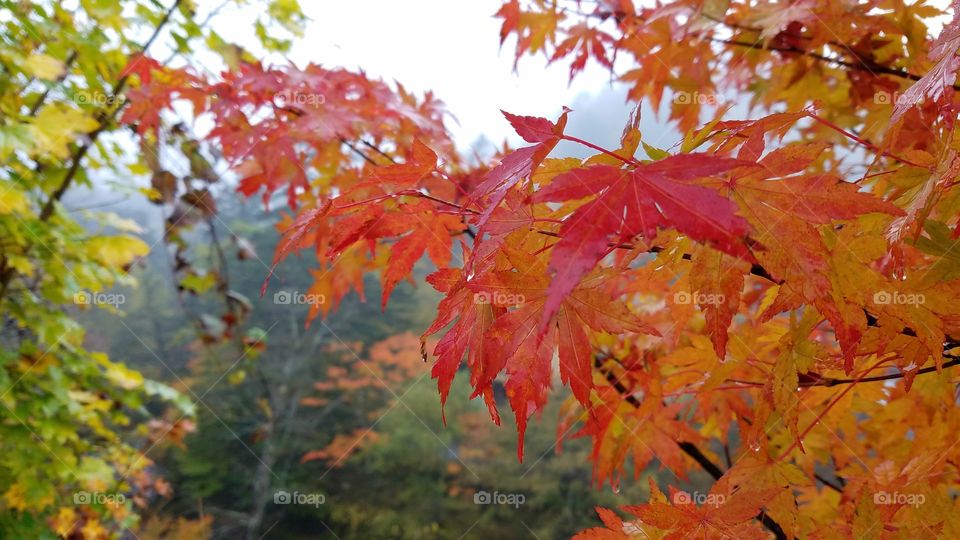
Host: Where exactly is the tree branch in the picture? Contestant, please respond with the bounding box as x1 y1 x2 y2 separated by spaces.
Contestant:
798 355 960 387
595 5 946 89
337 136 378 166
814 472 844 493
360 139 397 163
38 0 182 221
708 37 946 86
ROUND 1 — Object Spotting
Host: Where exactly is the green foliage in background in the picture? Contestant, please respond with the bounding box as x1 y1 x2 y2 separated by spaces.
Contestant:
0 0 303 536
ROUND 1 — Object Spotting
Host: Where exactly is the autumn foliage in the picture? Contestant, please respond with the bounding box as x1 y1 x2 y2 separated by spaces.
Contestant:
13 0 960 537
125 0 960 536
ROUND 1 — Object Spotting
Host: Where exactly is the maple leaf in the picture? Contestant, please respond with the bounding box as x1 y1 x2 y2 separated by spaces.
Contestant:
746 0 816 41
494 0 559 64
550 23 614 81
503 111 566 143
470 109 569 229
891 0 960 123
631 482 782 539
579 477 782 540
689 140 905 369
355 138 437 188
261 201 331 295
31 104 99 159
495 0 521 46
378 200 462 309
767 310 822 441
121 61 204 135
572 506 636 539
886 151 957 260
488 262 656 429
422 262 503 427
120 53 164 83
530 155 754 335
425 246 656 460
585 395 701 488
483 189 537 238
689 246 750 358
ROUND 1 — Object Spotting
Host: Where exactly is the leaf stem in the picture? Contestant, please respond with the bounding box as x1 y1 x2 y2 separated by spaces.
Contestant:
561 135 641 166
804 112 928 169
777 357 889 460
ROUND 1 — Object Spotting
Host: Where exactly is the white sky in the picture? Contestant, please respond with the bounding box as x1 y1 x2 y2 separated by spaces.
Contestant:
200 0 955 154
209 0 618 150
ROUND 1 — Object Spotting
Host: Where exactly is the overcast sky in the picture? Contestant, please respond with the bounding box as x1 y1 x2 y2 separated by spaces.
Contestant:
199 0 954 155
209 0 624 150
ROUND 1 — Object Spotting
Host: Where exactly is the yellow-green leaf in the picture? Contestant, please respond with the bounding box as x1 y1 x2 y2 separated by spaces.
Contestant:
30 104 99 159
0 183 30 215
180 272 217 294
24 53 65 80
86 236 150 267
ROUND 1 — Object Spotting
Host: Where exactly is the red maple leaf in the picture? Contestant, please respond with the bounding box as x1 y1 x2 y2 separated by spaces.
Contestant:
530 155 755 335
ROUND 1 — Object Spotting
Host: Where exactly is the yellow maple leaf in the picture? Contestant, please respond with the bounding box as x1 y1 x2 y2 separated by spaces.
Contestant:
81 518 108 540
94 353 144 390
2 482 28 511
30 104 99 159
86 236 150 268
24 53 65 80
0 182 30 215
51 507 78 537
105 362 144 390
